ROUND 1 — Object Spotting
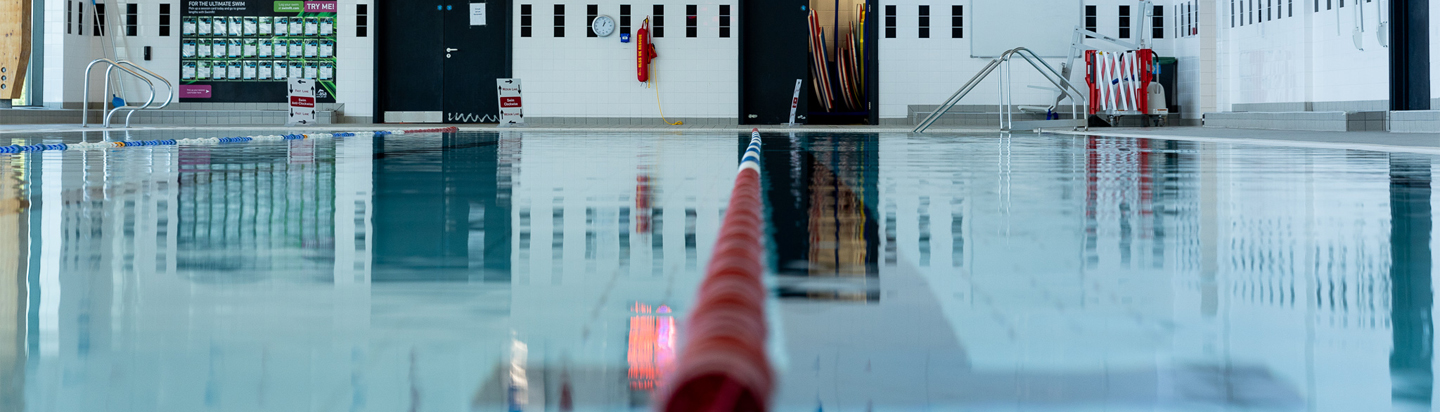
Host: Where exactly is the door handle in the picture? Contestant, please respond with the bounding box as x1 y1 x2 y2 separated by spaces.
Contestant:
446 48 460 52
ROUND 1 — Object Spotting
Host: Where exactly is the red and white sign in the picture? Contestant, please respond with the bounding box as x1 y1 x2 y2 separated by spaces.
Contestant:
290 96 316 108
287 78 317 126
497 78 524 126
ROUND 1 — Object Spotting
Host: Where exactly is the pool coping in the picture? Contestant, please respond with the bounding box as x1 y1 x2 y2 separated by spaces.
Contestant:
1042 127 1440 155
9 123 1440 155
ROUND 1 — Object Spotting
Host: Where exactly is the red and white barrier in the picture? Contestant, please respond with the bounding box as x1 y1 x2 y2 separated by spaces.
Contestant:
657 129 773 412
1085 49 1156 115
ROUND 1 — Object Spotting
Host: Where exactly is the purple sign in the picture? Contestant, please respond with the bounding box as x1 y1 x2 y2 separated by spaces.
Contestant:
179 85 212 99
304 1 338 12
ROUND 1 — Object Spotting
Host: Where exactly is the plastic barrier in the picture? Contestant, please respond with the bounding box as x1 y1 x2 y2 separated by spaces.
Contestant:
0 127 461 154
657 129 773 412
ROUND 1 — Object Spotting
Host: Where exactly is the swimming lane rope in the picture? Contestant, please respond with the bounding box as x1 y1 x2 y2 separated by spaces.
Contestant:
658 129 772 412
0 127 461 154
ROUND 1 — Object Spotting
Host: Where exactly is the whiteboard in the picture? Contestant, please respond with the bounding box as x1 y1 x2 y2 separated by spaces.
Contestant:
970 0 1083 58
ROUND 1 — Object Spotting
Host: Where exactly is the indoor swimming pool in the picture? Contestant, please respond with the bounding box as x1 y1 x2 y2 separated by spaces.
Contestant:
0 128 1433 411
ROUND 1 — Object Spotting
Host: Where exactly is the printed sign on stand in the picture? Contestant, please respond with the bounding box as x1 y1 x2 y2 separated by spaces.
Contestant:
788 79 802 127
287 78 317 126
497 78 524 127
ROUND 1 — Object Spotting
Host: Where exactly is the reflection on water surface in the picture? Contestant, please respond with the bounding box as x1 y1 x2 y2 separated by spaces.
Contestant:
0 130 1433 411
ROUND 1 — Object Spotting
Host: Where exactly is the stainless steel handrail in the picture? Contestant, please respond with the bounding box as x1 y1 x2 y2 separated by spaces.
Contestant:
914 47 1090 133
102 64 156 127
111 60 174 127
82 58 174 128
82 59 148 127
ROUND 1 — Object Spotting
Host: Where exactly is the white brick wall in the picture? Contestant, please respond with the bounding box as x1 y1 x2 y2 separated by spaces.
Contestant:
512 1 737 119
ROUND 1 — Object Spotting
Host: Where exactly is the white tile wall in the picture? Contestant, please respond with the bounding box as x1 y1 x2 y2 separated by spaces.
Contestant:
1207 0 1387 113
879 0 1167 121
1432 4 1439 104
36 0 1414 122
43 0 375 117
512 1 737 119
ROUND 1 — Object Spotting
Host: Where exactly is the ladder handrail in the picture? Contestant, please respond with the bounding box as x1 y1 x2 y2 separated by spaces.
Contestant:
913 59 1003 133
101 64 156 128
115 61 173 110
82 59 150 127
914 47 1090 133
112 60 175 127
82 59 174 128
1008 49 1088 119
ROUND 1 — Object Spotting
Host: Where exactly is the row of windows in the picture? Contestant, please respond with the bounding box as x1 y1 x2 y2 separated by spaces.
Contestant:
519 4 731 38
1233 0 1294 27
883 5 963 39
70 2 371 38
1178 1 1198 37
883 5 1166 40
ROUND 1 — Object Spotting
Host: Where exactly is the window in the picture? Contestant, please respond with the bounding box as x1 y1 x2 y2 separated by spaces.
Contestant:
126 3 137 36
1085 5 1097 37
951 5 962 38
685 4 696 38
1327 0 1332 10
159 3 171 36
1231 0 1235 26
1118 5 1130 38
719 5 730 38
1181 3 1187 34
94 3 106 37
885 5 896 38
1290 0 1294 17
521 4 532 37
620 5 631 36
67 1 72 34
1192 1 1198 35
77 2 83 36
587 4 598 37
554 4 565 37
1268 0 1273 20
356 4 367 37
1153 5 1164 38
652 5 664 37
918 5 929 38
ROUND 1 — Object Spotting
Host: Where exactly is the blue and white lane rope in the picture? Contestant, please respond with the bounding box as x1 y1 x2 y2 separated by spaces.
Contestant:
0 128 444 154
740 128 762 174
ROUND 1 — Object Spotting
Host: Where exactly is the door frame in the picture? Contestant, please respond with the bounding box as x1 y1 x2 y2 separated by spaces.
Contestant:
374 0 513 123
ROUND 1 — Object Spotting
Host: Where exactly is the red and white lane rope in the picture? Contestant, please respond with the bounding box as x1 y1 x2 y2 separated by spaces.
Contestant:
658 129 773 412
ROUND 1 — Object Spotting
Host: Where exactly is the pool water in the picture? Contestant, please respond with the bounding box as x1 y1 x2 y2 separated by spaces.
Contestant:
0 129 1434 411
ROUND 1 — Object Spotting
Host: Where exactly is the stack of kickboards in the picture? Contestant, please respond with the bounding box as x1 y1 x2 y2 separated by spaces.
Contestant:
807 6 867 113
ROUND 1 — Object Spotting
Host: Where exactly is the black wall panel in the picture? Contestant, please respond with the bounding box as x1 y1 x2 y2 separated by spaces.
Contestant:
740 0 810 125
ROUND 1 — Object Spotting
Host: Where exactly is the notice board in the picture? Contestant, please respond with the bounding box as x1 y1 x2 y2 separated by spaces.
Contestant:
179 1 339 103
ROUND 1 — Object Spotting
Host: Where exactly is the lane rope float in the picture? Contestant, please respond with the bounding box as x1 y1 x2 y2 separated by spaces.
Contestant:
0 127 460 154
658 128 772 412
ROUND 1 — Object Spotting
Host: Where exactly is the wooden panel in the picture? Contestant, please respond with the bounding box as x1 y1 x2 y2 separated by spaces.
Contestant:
0 0 32 99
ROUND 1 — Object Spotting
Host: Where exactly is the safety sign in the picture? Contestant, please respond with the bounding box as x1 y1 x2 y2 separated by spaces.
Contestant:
497 78 524 126
287 78 317 126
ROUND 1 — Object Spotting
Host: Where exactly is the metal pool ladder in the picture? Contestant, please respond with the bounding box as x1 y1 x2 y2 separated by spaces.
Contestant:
914 47 1089 133
81 59 175 128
